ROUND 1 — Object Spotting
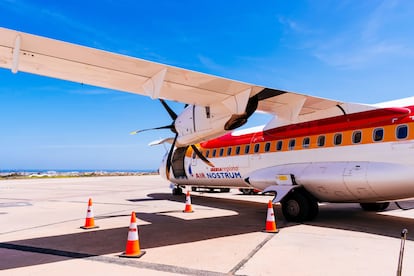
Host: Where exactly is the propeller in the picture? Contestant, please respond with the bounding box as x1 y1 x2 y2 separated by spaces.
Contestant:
191 144 214 167
130 124 174 135
131 99 214 179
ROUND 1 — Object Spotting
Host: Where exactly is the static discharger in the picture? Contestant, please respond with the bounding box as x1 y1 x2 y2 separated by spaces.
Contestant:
80 198 99 229
120 211 146 258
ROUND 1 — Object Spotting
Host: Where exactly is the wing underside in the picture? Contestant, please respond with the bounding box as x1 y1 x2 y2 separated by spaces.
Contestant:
0 27 376 124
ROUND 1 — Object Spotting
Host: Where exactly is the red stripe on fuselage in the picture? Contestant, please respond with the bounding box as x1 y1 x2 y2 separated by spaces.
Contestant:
201 106 412 148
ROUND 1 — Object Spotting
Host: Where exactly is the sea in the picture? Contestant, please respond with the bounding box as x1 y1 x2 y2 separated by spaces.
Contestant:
0 169 158 177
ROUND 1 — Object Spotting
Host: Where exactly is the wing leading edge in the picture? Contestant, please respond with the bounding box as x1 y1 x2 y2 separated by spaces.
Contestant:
0 27 376 126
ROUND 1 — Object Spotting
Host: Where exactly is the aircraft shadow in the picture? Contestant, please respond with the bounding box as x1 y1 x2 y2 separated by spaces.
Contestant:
1 193 413 270
307 202 414 240
0 193 275 270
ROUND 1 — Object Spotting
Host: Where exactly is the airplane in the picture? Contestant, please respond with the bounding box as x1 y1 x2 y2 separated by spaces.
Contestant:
1 27 414 222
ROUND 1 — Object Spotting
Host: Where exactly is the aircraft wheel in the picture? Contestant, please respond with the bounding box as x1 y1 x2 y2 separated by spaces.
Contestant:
360 202 390 212
172 187 183 195
240 188 253 195
282 192 310 222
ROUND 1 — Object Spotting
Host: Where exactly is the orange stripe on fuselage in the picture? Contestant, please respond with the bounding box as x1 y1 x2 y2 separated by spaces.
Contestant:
187 106 414 158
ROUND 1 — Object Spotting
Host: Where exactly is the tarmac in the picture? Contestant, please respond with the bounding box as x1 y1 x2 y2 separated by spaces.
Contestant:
1 175 414 275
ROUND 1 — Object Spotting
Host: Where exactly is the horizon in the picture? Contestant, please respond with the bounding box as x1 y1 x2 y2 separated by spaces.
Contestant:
2 1 414 169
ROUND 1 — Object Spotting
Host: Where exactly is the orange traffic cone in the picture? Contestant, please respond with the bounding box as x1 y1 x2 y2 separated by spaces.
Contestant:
120 211 146 258
264 200 279 233
183 191 194 213
80 198 99 229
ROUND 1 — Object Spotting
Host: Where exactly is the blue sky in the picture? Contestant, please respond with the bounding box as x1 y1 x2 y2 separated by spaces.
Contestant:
1 0 414 170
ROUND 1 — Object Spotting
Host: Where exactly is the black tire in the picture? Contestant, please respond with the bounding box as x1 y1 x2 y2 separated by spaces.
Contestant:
172 187 183 195
360 202 390 212
282 192 310 222
240 188 252 195
191 187 197 192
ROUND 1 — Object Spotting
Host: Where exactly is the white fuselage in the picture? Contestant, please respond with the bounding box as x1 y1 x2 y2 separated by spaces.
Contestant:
162 109 414 204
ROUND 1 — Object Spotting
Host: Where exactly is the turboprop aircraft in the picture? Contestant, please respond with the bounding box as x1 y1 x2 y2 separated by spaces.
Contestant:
2 27 414 222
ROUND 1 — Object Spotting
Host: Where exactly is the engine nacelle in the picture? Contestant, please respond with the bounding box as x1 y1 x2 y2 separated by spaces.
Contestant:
173 91 259 146
174 104 232 146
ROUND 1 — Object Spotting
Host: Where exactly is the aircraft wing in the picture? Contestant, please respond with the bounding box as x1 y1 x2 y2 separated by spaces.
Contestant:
0 27 376 123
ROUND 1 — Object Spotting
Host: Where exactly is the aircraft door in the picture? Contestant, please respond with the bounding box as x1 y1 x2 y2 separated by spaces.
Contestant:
172 147 188 179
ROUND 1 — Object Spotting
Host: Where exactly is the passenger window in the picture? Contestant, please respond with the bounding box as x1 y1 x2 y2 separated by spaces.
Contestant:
227 147 232 156
244 145 250 154
254 143 260 153
373 128 384 142
396 125 408 139
205 150 210 158
212 149 217 157
302 137 310 148
334 133 342 145
288 139 296 150
192 152 196 159
276 141 283 151
317 135 325 147
265 142 271 152
352 131 362 144
219 148 224 156
235 146 241 155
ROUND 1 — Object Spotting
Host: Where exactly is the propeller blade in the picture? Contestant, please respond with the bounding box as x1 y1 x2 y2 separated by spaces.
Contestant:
165 133 178 180
159 99 177 120
130 124 174 135
191 145 214 167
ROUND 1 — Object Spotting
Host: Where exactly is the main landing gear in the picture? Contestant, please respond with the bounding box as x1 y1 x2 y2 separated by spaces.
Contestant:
281 188 319 222
172 186 183 195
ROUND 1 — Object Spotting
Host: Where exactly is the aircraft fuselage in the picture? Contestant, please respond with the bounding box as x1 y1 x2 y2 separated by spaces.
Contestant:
161 105 414 221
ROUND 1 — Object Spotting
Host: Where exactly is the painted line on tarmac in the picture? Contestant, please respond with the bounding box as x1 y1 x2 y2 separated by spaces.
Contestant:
89 255 228 276
228 233 275 275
